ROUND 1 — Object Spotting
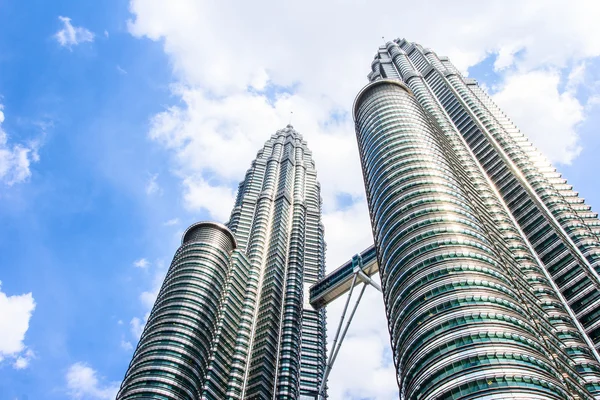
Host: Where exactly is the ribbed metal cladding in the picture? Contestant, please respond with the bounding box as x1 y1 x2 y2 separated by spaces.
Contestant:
117 222 237 400
376 38 600 360
117 126 326 400
354 80 580 399
227 125 327 399
383 39 600 396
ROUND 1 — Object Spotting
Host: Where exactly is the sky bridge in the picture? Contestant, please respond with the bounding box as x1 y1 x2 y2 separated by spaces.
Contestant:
309 245 383 399
309 245 380 309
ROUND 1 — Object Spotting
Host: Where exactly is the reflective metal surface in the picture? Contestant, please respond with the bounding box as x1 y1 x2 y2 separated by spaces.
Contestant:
228 125 326 399
118 126 327 400
354 79 598 399
359 37 600 399
117 222 238 400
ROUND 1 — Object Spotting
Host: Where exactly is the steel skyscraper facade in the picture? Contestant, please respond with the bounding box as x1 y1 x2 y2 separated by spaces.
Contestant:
115 37 600 399
227 125 327 400
350 38 600 399
117 125 326 400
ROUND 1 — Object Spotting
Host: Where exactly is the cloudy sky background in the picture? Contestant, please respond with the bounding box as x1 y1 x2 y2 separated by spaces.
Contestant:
1 0 600 399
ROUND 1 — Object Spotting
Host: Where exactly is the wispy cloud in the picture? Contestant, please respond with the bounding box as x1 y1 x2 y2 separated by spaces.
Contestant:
13 349 35 369
493 70 583 164
182 176 234 222
129 260 167 341
145 173 161 195
65 362 119 399
120 339 133 351
133 258 149 269
163 218 179 226
566 61 586 94
116 65 127 75
54 16 94 49
0 105 40 186
129 316 145 339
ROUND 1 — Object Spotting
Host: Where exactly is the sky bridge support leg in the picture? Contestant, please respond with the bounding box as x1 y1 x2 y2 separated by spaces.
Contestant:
318 260 382 399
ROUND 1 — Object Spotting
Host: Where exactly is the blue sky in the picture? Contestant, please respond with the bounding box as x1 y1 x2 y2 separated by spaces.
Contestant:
1 1 599 399
0 1 184 398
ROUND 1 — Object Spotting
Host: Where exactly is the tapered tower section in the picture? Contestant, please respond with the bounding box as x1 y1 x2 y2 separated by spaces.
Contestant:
116 222 240 399
117 126 326 400
348 37 600 399
370 38 600 352
227 125 327 399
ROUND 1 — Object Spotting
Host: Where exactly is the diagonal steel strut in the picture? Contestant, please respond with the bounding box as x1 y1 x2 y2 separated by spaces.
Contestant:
318 257 383 399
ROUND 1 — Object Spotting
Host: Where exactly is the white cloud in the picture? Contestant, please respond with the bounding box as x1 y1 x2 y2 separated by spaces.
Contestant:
133 258 149 269
566 62 587 94
327 321 397 400
493 42 525 71
130 259 167 340
54 16 94 49
0 105 39 186
493 69 584 164
588 95 600 109
145 173 161 195
0 281 36 369
322 200 373 270
127 0 600 95
128 258 167 339
116 65 128 75
66 362 119 399
147 88 286 182
139 290 157 310
128 0 600 181
129 316 144 339
138 260 166 310
13 349 35 370
126 1 600 397
163 217 179 226
120 339 133 351
182 176 235 222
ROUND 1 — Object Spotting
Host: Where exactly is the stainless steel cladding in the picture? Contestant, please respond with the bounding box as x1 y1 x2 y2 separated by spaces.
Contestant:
117 125 326 400
353 79 600 399
227 125 326 400
117 222 237 400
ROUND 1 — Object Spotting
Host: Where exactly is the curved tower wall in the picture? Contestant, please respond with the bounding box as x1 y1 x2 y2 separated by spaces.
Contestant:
381 39 600 389
117 222 238 400
370 38 600 354
227 125 326 399
118 126 327 400
354 80 598 399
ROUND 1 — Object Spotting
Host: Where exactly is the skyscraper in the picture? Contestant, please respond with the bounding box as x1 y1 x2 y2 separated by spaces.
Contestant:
117 125 327 399
348 38 600 399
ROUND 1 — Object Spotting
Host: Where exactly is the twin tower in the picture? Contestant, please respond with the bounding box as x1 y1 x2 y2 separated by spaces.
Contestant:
117 39 600 400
